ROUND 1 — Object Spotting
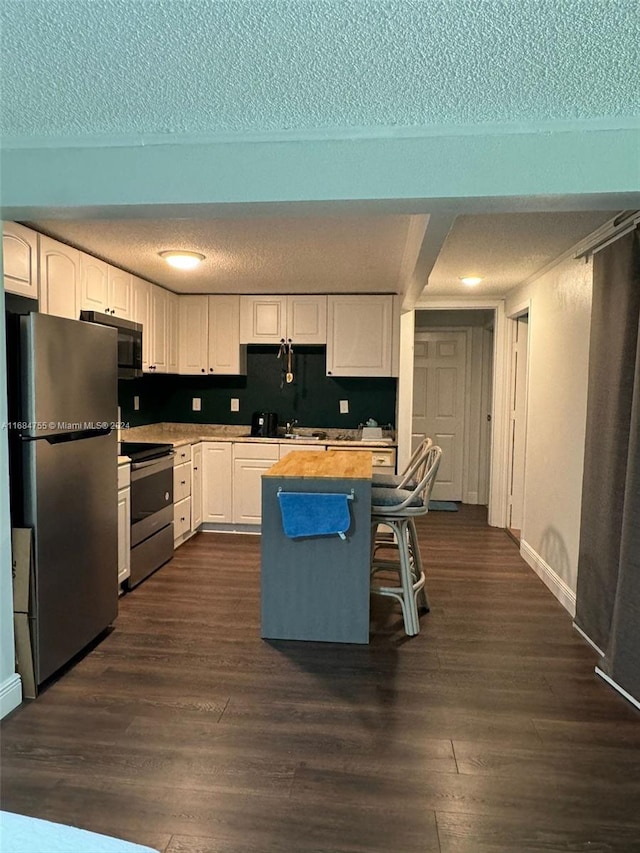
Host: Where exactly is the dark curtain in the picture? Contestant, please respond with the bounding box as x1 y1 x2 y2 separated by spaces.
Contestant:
575 229 640 703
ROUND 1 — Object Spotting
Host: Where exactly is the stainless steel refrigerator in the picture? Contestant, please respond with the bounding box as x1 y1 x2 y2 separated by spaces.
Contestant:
16 313 119 685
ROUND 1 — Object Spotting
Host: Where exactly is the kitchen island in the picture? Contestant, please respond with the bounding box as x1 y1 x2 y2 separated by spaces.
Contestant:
261 450 372 644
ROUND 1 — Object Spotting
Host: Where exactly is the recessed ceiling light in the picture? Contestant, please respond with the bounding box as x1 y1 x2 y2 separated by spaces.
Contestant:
159 250 205 270
459 276 482 286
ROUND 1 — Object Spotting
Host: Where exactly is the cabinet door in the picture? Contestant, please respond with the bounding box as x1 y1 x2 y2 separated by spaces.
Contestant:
39 235 80 320
179 295 208 374
202 442 233 523
174 496 192 543
117 487 131 585
239 296 286 344
327 295 393 377
80 254 109 313
278 443 326 458
131 277 152 372
191 443 203 530
208 295 246 374
167 290 180 374
232 443 280 525
3 222 38 298
287 296 327 344
149 285 168 372
173 460 192 503
108 266 132 318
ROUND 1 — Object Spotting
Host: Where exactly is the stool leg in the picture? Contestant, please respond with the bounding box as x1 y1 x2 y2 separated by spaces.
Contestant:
409 518 429 614
397 520 419 635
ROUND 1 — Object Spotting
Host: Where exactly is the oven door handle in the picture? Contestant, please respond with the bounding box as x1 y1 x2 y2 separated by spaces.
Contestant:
130 454 175 477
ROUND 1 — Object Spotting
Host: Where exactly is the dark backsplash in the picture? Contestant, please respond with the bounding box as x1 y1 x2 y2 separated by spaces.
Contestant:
119 346 396 429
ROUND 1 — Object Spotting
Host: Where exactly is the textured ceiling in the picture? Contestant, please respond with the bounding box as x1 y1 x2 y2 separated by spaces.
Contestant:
30 216 415 294
2 0 638 142
426 212 616 296
30 211 617 298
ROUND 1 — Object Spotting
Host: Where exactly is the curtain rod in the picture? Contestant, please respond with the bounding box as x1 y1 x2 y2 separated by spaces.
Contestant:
574 210 640 260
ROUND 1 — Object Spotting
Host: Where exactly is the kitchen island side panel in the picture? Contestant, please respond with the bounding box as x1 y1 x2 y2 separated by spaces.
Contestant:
261 477 371 644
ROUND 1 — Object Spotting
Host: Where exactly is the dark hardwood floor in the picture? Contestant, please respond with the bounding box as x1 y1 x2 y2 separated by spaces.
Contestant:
2 505 639 852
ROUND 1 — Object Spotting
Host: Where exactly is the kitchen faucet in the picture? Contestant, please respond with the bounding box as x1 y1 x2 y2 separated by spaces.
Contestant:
285 418 299 434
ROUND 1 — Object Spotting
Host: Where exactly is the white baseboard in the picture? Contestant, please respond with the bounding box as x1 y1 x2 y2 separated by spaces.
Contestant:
572 622 605 657
595 667 640 711
464 491 479 505
520 539 577 616
0 673 22 719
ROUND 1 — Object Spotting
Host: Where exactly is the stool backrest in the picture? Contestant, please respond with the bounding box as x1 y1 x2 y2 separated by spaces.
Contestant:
397 437 433 489
374 445 442 514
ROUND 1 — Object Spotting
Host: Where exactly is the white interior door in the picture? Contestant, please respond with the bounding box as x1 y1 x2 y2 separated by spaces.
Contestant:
507 315 529 535
413 331 467 501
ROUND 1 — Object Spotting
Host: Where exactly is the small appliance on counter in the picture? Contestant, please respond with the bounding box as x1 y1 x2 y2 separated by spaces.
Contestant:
251 411 279 437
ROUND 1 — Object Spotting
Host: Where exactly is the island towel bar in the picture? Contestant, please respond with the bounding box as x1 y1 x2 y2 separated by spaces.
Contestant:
277 489 354 540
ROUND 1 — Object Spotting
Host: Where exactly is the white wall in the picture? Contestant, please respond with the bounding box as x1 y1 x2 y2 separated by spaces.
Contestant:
0 282 22 717
506 256 593 613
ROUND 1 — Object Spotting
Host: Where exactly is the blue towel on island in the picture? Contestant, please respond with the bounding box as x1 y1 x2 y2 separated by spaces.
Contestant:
277 491 352 540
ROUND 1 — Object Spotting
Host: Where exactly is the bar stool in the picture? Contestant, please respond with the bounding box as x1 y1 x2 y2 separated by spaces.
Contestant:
370 446 442 636
372 437 432 489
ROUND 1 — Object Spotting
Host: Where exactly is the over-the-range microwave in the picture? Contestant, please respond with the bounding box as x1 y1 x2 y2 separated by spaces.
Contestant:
80 311 143 379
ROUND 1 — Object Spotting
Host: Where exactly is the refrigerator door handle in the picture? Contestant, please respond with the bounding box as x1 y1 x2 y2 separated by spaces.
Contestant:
20 427 113 444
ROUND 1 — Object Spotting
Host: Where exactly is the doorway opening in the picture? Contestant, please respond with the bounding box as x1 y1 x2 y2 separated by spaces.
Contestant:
506 310 530 542
413 310 494 505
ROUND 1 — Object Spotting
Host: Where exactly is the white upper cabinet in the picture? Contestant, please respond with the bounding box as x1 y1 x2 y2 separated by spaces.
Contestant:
80 254 109 313
240 296 286 343
286 296 327 344
167 290 179 374
38 235 80 320
239 295 327 344
131 276 151 371
149 285 168 373
179 294 246 375
326 295 393 377
179 295 209 374
107 266 133 319
208 295 246 374
3 222 39 298
81 256 133 318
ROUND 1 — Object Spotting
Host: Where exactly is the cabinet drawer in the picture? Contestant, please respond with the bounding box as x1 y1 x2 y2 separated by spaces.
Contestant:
371 449 396 469
174 496 191 539
117 461 131 489
174 444 192 464
233 442 280 461
173 461 191 502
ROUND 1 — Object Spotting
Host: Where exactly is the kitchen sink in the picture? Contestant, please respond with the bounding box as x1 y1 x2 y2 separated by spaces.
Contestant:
283 433 322 440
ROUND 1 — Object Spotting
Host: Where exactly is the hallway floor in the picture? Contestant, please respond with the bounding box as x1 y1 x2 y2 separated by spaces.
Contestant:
2 506 639 852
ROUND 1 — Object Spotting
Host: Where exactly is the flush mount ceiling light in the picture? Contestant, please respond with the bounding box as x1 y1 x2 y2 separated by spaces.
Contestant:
459 276 483 286
159 250 205 270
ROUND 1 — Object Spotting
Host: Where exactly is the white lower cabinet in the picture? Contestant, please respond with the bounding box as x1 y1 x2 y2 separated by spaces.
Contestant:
232 443 279 525
191 443 202 530
174 496 192 541
202 442 233 523
173 449 193 548
278 443 326 458
117 463 131 588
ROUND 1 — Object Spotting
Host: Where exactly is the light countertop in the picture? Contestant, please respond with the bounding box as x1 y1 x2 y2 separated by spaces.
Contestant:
120 422 396 450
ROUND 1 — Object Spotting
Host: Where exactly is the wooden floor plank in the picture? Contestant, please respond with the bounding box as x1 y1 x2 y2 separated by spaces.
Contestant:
1 505 639 853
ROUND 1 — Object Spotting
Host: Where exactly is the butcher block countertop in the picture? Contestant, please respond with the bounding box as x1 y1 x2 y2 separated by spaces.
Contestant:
264 449 372 480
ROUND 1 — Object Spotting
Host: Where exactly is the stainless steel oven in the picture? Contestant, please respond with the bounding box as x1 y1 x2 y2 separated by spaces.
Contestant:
121 442 174 587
